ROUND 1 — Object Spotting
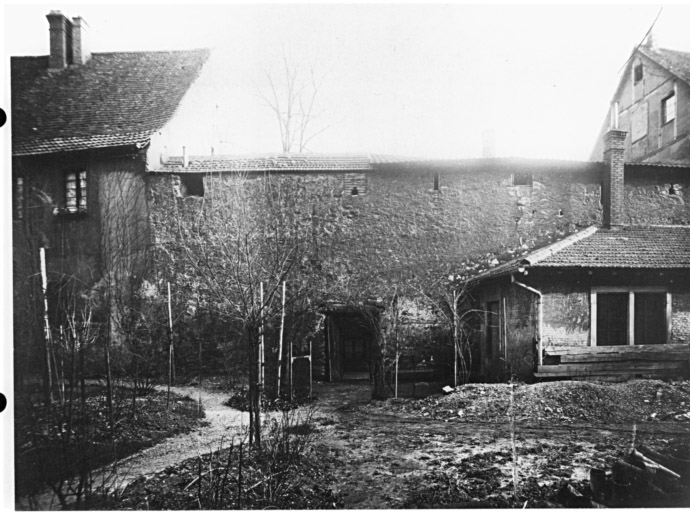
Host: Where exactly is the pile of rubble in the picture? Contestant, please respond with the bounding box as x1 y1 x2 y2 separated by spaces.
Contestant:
375 380 690 425
558 444 690 507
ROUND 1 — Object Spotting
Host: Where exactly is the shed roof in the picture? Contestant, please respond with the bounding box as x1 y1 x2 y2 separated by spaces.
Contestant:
468 225 690 284
11 49 210 156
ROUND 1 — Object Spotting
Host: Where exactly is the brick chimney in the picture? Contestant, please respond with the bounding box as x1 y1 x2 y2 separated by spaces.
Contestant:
602 129 627 228
47 11 71 69
71 16 90 65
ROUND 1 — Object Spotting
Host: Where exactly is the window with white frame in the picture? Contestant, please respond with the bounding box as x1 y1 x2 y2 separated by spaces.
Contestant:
65 170 87 213
591 287 669 346
662 92 676 124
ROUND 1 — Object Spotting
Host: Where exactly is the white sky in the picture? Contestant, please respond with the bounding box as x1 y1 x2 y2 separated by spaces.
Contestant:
3 2 690 160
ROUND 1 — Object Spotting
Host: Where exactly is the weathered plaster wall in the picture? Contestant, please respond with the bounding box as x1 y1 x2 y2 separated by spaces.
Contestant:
540 282 590 350
672 294 690 343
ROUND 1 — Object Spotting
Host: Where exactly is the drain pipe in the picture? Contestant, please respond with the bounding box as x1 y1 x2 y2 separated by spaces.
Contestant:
511 274 544 367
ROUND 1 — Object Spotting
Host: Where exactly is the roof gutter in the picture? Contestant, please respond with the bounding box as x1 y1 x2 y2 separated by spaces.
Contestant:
511 274 543 367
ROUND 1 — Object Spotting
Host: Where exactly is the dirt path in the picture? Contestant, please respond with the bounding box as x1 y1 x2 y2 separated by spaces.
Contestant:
19 385 248 510
98 385 249 491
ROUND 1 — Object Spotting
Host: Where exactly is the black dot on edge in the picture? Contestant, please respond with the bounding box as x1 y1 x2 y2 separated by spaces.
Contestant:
0 393 6 413
0 108 6 128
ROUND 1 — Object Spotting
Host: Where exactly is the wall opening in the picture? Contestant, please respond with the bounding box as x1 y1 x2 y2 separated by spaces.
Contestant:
180 174 205 197
326 310 376 381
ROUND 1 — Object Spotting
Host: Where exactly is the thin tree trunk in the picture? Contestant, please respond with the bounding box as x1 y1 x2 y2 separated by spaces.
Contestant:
39 247 54 406
277 281 286 396
259 282 264 388
104 333 114 441
167 282 173 408
453 290 458 387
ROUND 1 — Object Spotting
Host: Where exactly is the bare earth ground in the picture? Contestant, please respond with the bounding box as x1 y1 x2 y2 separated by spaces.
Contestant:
309 379 690 508
20 379 690 509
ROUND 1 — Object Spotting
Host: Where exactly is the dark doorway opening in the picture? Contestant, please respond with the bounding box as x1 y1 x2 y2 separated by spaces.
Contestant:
634 293 666 345
325 311 376 381
597 293 628 346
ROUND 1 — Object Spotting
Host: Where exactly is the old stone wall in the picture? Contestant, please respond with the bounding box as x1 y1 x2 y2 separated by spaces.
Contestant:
146 160 690 382
672 294 690 343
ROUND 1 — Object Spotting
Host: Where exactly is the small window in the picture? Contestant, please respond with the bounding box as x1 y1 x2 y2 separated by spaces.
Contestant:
342 172 367 195
511 173 533 186
14 176 24 220
662 92 676 124
633 64 643 84
180 174 205 197
433 173 439 191
65 170 87 213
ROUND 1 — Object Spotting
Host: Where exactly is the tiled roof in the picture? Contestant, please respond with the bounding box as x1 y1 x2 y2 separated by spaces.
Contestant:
537 225 690 269
625 161 690 169
156 153 373 173
469 225 690 283
11 49 210 156
639 46 690 85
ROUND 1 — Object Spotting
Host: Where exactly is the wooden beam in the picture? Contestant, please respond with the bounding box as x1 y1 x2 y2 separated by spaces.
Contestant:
628 291 635 346
536 361 688 374
590 290 597 346
560 351 690 363
546 344 690 356
535 368 688 379
666 293 673 344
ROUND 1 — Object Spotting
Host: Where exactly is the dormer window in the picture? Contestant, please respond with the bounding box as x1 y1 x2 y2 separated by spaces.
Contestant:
662 92 676 124
65 170 87 213
633 64 643 84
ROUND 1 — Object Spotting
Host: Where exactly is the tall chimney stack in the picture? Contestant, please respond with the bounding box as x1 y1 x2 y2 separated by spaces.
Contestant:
71 16 90 65
47 11 71 70
602 129 627 228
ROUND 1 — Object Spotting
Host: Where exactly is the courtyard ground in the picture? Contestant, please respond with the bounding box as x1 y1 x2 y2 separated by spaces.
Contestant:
19 378 690 509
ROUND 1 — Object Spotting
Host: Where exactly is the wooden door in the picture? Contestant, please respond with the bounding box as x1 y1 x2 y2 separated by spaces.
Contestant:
597 293 628 346
634 293 666 345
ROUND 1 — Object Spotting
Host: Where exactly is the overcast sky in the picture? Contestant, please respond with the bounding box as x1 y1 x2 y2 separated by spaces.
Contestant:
3 2 690 160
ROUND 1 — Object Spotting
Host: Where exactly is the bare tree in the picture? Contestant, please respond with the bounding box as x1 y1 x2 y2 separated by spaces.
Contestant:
257 51 333 153
158 171 325 447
